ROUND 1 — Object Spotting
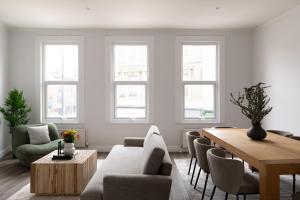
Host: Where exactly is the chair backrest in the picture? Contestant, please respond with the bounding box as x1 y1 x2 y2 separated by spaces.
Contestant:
207 148 244 194
11 123 59 154
267 130 293 138
185 131 200 157
212 126 236 129
193 137 214 173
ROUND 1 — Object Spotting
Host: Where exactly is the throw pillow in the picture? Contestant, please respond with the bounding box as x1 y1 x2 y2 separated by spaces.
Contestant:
27 125 51 144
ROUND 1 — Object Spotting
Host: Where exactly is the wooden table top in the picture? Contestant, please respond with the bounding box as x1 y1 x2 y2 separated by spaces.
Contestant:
202 128 300 167
33 149 97 164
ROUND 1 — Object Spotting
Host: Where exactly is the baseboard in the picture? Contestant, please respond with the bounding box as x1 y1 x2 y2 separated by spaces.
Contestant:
0 146 10 158
87 145 185 153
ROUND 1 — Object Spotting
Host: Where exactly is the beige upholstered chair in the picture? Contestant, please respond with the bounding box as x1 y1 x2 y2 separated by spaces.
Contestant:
193 137 214 200
185 131 200 184
207 148 259 200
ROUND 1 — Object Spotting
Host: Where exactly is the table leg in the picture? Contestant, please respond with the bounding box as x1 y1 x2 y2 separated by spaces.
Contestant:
259 164 280 200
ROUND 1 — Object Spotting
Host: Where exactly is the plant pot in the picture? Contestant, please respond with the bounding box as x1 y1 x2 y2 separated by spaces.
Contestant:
63 143 75 156
247 122 267 141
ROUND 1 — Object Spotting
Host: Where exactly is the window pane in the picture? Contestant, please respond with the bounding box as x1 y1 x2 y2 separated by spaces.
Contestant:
116 108 146 119
182 45 216 81
115 85 146 118
44 45 78 81
47 85 77 118
184 85 215 119
114 45 147 81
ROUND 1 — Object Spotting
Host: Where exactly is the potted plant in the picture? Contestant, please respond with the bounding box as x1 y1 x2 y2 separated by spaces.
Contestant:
230 83 273 140
0 89 31 133
61 129 79 156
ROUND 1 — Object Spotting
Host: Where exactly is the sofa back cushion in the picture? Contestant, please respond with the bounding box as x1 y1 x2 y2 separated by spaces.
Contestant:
143 125 160 147
142 127 172 176
142 134 165 175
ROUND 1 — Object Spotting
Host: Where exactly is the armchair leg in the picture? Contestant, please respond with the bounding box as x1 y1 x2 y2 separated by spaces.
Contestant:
210 185 216 200
194 168 201 189
190 158 197 184
188 157 193 175
201 173 209 200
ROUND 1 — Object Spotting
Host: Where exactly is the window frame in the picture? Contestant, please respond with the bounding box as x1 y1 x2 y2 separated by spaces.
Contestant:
175 36 225 124
36 36 84 124
105 36 154 123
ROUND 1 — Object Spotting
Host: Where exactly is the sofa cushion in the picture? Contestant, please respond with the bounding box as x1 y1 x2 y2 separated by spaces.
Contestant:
15 139 62 167
27 125 51 144
142 133 167 175
143 125 160 147
142 147 165 175
81 145 143 200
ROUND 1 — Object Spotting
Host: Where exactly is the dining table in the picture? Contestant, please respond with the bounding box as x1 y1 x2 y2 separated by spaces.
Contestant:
202 128 300 200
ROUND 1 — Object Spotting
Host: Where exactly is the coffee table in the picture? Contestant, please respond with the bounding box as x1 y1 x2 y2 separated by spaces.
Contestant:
30 149 97 195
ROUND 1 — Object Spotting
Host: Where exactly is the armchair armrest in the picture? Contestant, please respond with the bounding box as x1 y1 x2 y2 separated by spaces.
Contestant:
103 174 172 200
124 137 145 147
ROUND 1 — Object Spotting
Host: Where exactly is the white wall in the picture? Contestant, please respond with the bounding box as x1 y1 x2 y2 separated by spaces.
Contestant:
0 22 9 157
253 6 300 135
8 28 253 151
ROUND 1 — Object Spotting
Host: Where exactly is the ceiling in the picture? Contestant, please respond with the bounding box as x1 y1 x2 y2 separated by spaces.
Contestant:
0 0 299 29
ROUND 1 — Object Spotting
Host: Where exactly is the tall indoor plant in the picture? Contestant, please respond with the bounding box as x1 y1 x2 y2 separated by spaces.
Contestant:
230 83 272 140
0 89 31 133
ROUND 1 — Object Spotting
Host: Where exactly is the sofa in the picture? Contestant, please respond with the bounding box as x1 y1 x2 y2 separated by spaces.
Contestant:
80 125 173 200
12 123 63 167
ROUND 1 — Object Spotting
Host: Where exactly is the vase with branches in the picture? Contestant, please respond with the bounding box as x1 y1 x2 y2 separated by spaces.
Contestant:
230 82 272 140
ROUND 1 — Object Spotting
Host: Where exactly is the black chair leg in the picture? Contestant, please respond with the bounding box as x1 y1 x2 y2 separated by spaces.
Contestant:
293 174 296 193
190 158 197 184
210 185 216 200
188 157 193 175
225 192 228 200
194 168 201 189
243 194 246 200
231 154 234 159
236 194 239 200
201 173 209 200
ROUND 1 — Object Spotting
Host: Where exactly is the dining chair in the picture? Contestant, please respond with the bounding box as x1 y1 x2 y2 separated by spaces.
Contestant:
207 148 259 200
293 192 300 200
185 131 200 184
193 137 214 200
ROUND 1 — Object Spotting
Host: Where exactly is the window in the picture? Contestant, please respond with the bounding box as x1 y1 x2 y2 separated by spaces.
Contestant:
176 36 224 123
106 37 153 123
37 36 84 123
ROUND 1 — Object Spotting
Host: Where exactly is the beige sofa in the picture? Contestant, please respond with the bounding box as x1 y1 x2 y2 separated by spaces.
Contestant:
80 126 173 200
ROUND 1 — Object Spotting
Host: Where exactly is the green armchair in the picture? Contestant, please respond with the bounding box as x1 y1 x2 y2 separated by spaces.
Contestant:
12 123 63 167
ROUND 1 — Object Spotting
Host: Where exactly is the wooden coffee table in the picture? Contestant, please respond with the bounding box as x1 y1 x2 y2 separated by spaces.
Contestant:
30 150 97 195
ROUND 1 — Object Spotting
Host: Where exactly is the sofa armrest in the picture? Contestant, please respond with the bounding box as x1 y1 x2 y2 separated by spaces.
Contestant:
124 137 145 147
103 174 172 200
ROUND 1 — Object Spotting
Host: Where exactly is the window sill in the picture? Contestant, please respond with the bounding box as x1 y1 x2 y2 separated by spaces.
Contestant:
179 119 221 124
109 119 152 124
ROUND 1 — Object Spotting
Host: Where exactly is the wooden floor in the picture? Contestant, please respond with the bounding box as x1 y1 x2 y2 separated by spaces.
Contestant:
0 152 298 200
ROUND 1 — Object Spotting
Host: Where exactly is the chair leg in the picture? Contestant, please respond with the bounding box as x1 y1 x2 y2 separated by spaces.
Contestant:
293 174 296 193
201 173 209 200
210 186 216 200
188 157 193 175
194 168 201 189
243 194 246 200
225 192 228 200
190 158 197 184
231 154 234 159
236 194 239 200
